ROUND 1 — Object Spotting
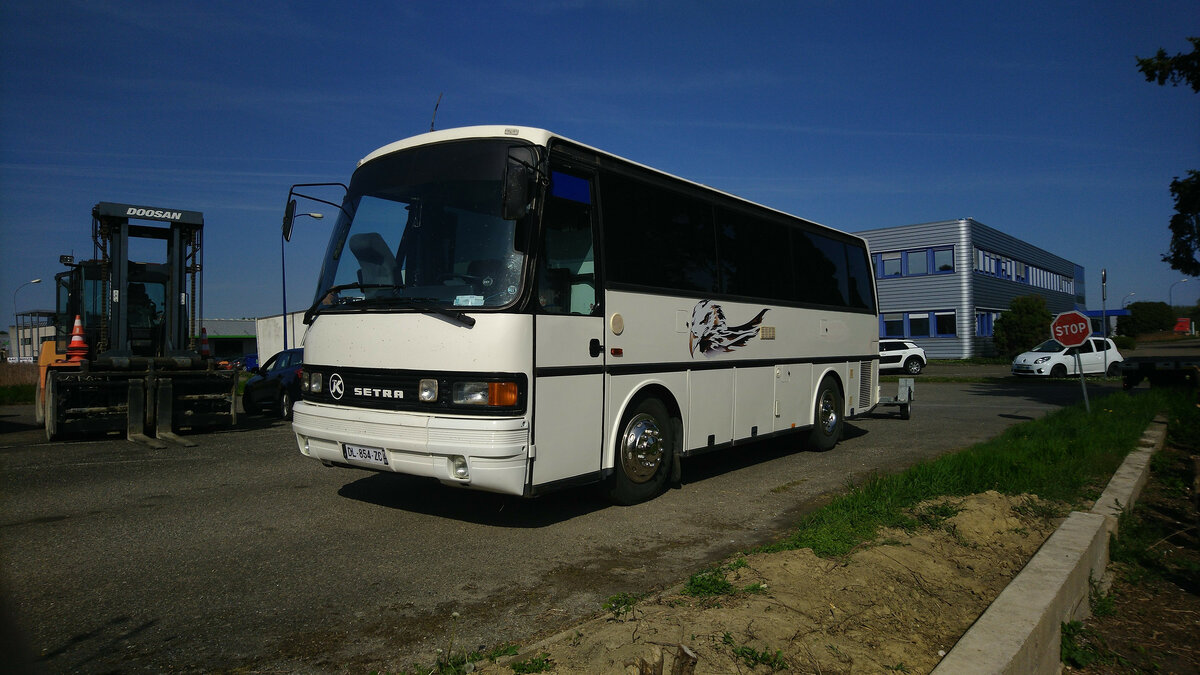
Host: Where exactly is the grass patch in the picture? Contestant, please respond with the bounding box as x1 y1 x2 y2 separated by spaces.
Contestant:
722 633 788 671
0 383 35 405
510 652 553 673
602 592 646 620
759 388 1172 558
0 362 38 404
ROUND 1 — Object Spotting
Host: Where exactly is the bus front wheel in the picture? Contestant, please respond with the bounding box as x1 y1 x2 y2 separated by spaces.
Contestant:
808 377 843 452
609 398 674 505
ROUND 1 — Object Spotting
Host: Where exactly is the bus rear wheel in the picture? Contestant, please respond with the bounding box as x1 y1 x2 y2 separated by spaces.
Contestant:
609 398 673 505
807 377 843 452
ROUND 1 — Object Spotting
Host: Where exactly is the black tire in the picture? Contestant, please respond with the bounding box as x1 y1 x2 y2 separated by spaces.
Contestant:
242 393 260 415
807 377 843 452
903 357 924 375
1107 361 1121 377
1050 364 1067 378
280 389 293 420
608 397 674 505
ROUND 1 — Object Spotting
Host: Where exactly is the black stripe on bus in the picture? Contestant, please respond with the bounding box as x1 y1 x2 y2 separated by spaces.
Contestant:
536 354 877 378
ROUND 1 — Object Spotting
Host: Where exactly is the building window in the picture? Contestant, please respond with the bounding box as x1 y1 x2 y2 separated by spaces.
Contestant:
882 313 904 337
878 310 956 338
881 252 902 277
906 250 928 276
975 310 1002 337
909 312 931 337
933 247 954 273
935 311 957 336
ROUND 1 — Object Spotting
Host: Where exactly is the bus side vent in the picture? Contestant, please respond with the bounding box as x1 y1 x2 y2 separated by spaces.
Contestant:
859 361 873 404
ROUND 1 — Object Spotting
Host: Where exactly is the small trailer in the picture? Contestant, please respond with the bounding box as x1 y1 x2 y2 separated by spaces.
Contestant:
877 377 915 420
1121 356 1200 390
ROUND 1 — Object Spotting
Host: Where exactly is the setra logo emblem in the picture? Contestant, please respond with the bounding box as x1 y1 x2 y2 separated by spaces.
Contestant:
329 373 345 400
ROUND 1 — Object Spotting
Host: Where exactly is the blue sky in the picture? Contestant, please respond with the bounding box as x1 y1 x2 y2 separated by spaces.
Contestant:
2 1 1198 330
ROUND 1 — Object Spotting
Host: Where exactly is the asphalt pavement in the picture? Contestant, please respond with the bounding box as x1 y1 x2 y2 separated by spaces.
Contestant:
0 366 1132 673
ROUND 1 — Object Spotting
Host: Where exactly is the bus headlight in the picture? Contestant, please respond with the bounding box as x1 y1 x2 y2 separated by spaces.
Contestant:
452 381 519 406
307 372 323 393
419 378 438 402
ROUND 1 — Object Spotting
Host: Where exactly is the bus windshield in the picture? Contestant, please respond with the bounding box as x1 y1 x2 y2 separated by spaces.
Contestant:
312 139 531 314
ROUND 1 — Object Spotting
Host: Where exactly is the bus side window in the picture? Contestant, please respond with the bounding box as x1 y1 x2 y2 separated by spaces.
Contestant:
540 171 599 316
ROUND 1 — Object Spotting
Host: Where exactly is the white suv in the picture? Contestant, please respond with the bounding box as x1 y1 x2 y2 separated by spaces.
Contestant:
1011 337 1123 377
879 340 927 374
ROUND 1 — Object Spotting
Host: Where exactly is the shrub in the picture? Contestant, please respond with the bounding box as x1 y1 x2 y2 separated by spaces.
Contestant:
993 295 1052 359
1112 335 1136 351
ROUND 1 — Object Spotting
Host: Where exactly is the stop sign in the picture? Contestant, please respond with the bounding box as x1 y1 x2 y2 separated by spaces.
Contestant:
1051 310 1092 347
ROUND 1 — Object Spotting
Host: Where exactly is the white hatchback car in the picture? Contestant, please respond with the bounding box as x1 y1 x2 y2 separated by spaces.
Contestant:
879 339 927 374
1011 337 1123 377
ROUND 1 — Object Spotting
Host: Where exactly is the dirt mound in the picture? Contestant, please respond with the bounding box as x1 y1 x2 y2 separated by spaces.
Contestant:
478 491 1059 674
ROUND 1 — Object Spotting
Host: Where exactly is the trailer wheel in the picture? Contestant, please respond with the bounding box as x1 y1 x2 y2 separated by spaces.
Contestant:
807 377 843 452
608 397 674 505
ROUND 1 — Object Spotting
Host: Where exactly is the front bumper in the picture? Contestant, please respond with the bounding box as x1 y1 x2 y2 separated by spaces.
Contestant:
292 401 530 496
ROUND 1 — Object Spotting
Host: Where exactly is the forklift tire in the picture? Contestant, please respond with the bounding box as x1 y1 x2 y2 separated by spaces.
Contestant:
44 374 60 441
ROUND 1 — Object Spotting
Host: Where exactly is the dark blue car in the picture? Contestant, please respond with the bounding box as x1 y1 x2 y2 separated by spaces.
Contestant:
242 348 303 419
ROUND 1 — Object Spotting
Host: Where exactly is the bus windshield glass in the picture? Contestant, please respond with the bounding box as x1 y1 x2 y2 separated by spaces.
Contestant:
312 139 530 312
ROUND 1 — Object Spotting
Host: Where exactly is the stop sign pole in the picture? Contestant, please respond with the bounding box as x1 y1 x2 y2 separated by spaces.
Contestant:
1051 310 1092 412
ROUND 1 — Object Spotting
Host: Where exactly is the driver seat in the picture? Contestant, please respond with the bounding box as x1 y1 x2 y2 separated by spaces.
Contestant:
349 233 398 292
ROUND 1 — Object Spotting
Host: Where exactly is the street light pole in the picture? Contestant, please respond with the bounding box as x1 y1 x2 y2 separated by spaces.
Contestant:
282 212 323 351
12 278 43 361
1168 278 1190 314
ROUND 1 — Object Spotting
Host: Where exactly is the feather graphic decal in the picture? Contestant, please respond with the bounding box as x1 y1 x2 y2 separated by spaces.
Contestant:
688 300 769 357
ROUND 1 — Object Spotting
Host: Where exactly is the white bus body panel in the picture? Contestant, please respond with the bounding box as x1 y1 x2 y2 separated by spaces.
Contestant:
600 290 877 470
530 314 605 486
292 312 534 495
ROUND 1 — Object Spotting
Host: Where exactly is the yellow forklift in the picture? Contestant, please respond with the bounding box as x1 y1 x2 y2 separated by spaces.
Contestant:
36 202 237 446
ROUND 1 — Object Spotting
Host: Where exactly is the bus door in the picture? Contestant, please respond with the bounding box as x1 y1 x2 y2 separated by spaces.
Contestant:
531 168 605 488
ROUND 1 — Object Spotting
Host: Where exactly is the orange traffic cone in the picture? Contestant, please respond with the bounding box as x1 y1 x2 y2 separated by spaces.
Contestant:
66 314 88 362
200 327 210 358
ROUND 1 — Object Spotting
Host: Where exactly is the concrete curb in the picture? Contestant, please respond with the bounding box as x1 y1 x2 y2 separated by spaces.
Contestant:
932 414 1169 674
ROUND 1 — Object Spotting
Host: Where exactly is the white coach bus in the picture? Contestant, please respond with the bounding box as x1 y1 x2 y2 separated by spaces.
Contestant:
286 126 879 504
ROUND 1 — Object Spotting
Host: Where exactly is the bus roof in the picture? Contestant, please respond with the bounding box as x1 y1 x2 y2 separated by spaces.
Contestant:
357 125 859 243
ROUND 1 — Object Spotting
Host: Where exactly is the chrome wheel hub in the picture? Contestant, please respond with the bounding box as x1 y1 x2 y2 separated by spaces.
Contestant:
819 391 838 433
620 413 664 483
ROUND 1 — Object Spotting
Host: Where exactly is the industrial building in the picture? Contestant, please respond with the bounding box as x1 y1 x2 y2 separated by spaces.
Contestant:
855 218 1085 359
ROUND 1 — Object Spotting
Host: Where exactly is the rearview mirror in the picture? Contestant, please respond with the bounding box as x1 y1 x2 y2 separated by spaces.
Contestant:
282 199 297 242
501 163 530 221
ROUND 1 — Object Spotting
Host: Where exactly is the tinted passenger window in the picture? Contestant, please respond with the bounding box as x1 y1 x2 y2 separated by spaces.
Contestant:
715 208 793 301
601 172 717 293
795 231 847 306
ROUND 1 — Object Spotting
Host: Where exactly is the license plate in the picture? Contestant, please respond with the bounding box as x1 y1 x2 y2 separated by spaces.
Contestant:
343 443 388 467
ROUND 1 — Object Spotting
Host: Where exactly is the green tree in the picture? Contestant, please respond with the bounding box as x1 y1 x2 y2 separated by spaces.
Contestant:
1162 171 1200 276
1137 37 1200 91
993 295 1052 359
1137 37 1200 275
1117 301 1175 337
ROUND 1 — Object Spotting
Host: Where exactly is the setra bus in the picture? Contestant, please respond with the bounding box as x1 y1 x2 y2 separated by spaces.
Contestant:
286 126 879 504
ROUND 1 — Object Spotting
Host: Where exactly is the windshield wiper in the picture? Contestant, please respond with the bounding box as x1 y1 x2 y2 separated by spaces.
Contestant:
397 297 477 328
303 282 404 324
303 285 476 328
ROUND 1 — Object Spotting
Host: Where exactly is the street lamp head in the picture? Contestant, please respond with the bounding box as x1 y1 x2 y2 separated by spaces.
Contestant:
30 278 42 284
